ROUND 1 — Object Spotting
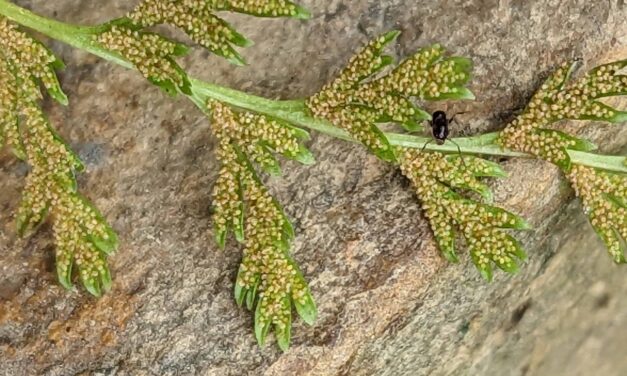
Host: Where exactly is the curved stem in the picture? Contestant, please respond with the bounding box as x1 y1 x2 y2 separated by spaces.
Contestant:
1 0 625 173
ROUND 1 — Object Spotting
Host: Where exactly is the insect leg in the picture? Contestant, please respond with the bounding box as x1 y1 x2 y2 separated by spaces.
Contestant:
421 138 434 152
448 139 467 169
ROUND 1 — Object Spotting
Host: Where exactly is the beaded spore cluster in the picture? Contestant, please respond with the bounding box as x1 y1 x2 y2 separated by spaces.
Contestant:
1 0 626 353
306 31 474 162
305 31 533 280
568 165 626 262
96 0 309 91
397 149 529 280
96 0 308 94
127 0 308 65
2 0 315 349
1 16 117 296
97 25 191 95
208 100 316 350
500 60 627 261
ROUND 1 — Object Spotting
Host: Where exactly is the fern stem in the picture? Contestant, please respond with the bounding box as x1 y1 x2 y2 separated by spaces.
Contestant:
1 0 624 173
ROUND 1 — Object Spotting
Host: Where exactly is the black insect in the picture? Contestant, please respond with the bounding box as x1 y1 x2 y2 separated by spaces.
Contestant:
421 110 466 167
430 110 453 144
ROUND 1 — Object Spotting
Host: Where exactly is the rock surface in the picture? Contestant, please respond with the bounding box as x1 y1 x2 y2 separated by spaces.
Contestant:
1 0 626 375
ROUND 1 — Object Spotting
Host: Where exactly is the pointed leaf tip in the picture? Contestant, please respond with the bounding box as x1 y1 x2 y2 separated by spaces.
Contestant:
382 30 401 42
497 259 520 274
294 290 317 325
611 111 627 123
294 5 311 19
57 262 73 290
234 283 245 307
276 298 292 351
214 226 227 249
517 218 533 230
229 29 254 48
254 301 272 346
83 277 102 297
479 267 493 282
461 87 476 100
101 267 113 292
226 54 247 67
294 145 316 165
51 90 69 106
442 248 459 263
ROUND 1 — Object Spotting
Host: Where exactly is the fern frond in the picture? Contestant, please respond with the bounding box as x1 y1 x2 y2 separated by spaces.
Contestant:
96 24 191 95
499 60 627 261
208 100 316 350
306 31 474 161
1 16 117 296
398 149 529 280
568 165 626 262
125 0 309 66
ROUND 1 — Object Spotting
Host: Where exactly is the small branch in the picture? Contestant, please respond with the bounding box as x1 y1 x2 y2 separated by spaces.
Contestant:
1 0 625 173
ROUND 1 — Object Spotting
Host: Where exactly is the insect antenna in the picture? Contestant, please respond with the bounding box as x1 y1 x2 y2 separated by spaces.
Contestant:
448 111 466 124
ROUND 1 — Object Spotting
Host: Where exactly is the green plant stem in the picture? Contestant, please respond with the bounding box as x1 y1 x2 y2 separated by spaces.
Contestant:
1 0 625 173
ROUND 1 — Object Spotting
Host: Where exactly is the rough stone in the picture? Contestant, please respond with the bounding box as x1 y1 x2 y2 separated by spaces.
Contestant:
0 1 626 375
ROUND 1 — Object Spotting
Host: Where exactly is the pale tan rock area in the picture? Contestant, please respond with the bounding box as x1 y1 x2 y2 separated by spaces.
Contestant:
1 0 626 375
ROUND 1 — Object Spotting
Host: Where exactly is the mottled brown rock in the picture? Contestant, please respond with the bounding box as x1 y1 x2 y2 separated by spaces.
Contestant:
1 0 626 375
